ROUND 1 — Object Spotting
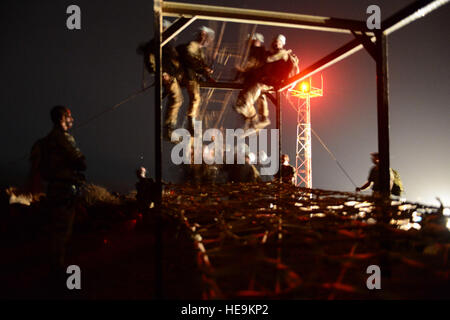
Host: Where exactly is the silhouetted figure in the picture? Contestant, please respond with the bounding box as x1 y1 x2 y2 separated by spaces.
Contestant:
135 166 157 214
356 152 405 197
227 154 261 183
356 152 398 195
275 154 295 184
30 105 86 294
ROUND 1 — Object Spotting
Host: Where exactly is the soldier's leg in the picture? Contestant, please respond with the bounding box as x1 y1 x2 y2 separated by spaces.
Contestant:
50 203 75 269
47 198 75 296
186 80 201 135
234 82 263 129
255 93 270 129
163 77 184 139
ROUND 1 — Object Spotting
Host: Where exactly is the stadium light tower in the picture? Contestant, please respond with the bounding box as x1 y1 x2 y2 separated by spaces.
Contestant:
289 76 323 188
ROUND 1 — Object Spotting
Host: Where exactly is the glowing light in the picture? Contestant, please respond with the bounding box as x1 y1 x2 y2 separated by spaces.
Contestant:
327 205 344 210
447 218 450 230
359 207 373 213
412 211 422 223
399 223 421 231
310 213 326 218
398 204 416 211
300 81 310 92
444 208 450 216
354 201 373 209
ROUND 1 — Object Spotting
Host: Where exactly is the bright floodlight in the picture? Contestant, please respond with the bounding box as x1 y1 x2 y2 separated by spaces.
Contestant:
301 82 310 92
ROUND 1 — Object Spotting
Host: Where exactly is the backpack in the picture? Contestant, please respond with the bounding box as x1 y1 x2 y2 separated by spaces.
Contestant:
391 169 404 196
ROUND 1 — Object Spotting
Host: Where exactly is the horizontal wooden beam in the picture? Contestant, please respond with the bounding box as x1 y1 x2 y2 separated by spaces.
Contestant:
162 17 197 46
383 0 449 35
278 38 365 92
162 1 370 34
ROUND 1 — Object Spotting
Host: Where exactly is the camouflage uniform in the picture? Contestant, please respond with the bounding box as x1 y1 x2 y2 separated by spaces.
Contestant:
236 45 269 123
177 40 212 133
141 39 184 135
235 48 299 129
41 127 86 270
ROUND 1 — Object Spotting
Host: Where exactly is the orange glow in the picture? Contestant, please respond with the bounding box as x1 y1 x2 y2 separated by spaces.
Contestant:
300 82 310 92
289 76 323 99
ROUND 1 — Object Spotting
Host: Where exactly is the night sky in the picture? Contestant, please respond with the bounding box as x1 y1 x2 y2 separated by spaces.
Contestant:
1 0 449 206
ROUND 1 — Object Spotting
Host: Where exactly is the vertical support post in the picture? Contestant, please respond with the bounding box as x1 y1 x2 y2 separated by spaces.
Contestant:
375 30 391 197
375 30 392 279
153 0 163 300
276 91 282 182
305 94 312 188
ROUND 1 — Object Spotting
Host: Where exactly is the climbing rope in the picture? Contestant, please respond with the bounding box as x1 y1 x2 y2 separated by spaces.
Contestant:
284 94 357 188
310 127 357 188
6 83 153 166
73 84 153 131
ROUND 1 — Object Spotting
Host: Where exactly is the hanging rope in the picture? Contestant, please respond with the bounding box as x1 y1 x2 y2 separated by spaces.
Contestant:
73 84 153 131
6 83 154 166
283 94 357 188
311 128 357 188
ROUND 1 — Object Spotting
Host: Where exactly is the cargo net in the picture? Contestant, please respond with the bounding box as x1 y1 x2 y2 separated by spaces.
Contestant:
162 182 450 299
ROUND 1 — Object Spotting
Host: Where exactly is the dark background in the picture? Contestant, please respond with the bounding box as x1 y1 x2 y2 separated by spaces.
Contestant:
1 0 448 206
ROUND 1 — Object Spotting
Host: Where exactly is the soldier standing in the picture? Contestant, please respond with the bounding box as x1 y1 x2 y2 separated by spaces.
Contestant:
135 166 157 214
31 106 86 291
356 152 397 195
276 154 295 184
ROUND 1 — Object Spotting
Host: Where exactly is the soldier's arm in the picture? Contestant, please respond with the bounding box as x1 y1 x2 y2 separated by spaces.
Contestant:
59 133 87 171
291 54 300 75
185 42 211 75
356 168 375 191
266 49 291 63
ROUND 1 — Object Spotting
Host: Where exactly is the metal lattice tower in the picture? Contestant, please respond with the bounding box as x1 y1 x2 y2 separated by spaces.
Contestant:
290 77 323 188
